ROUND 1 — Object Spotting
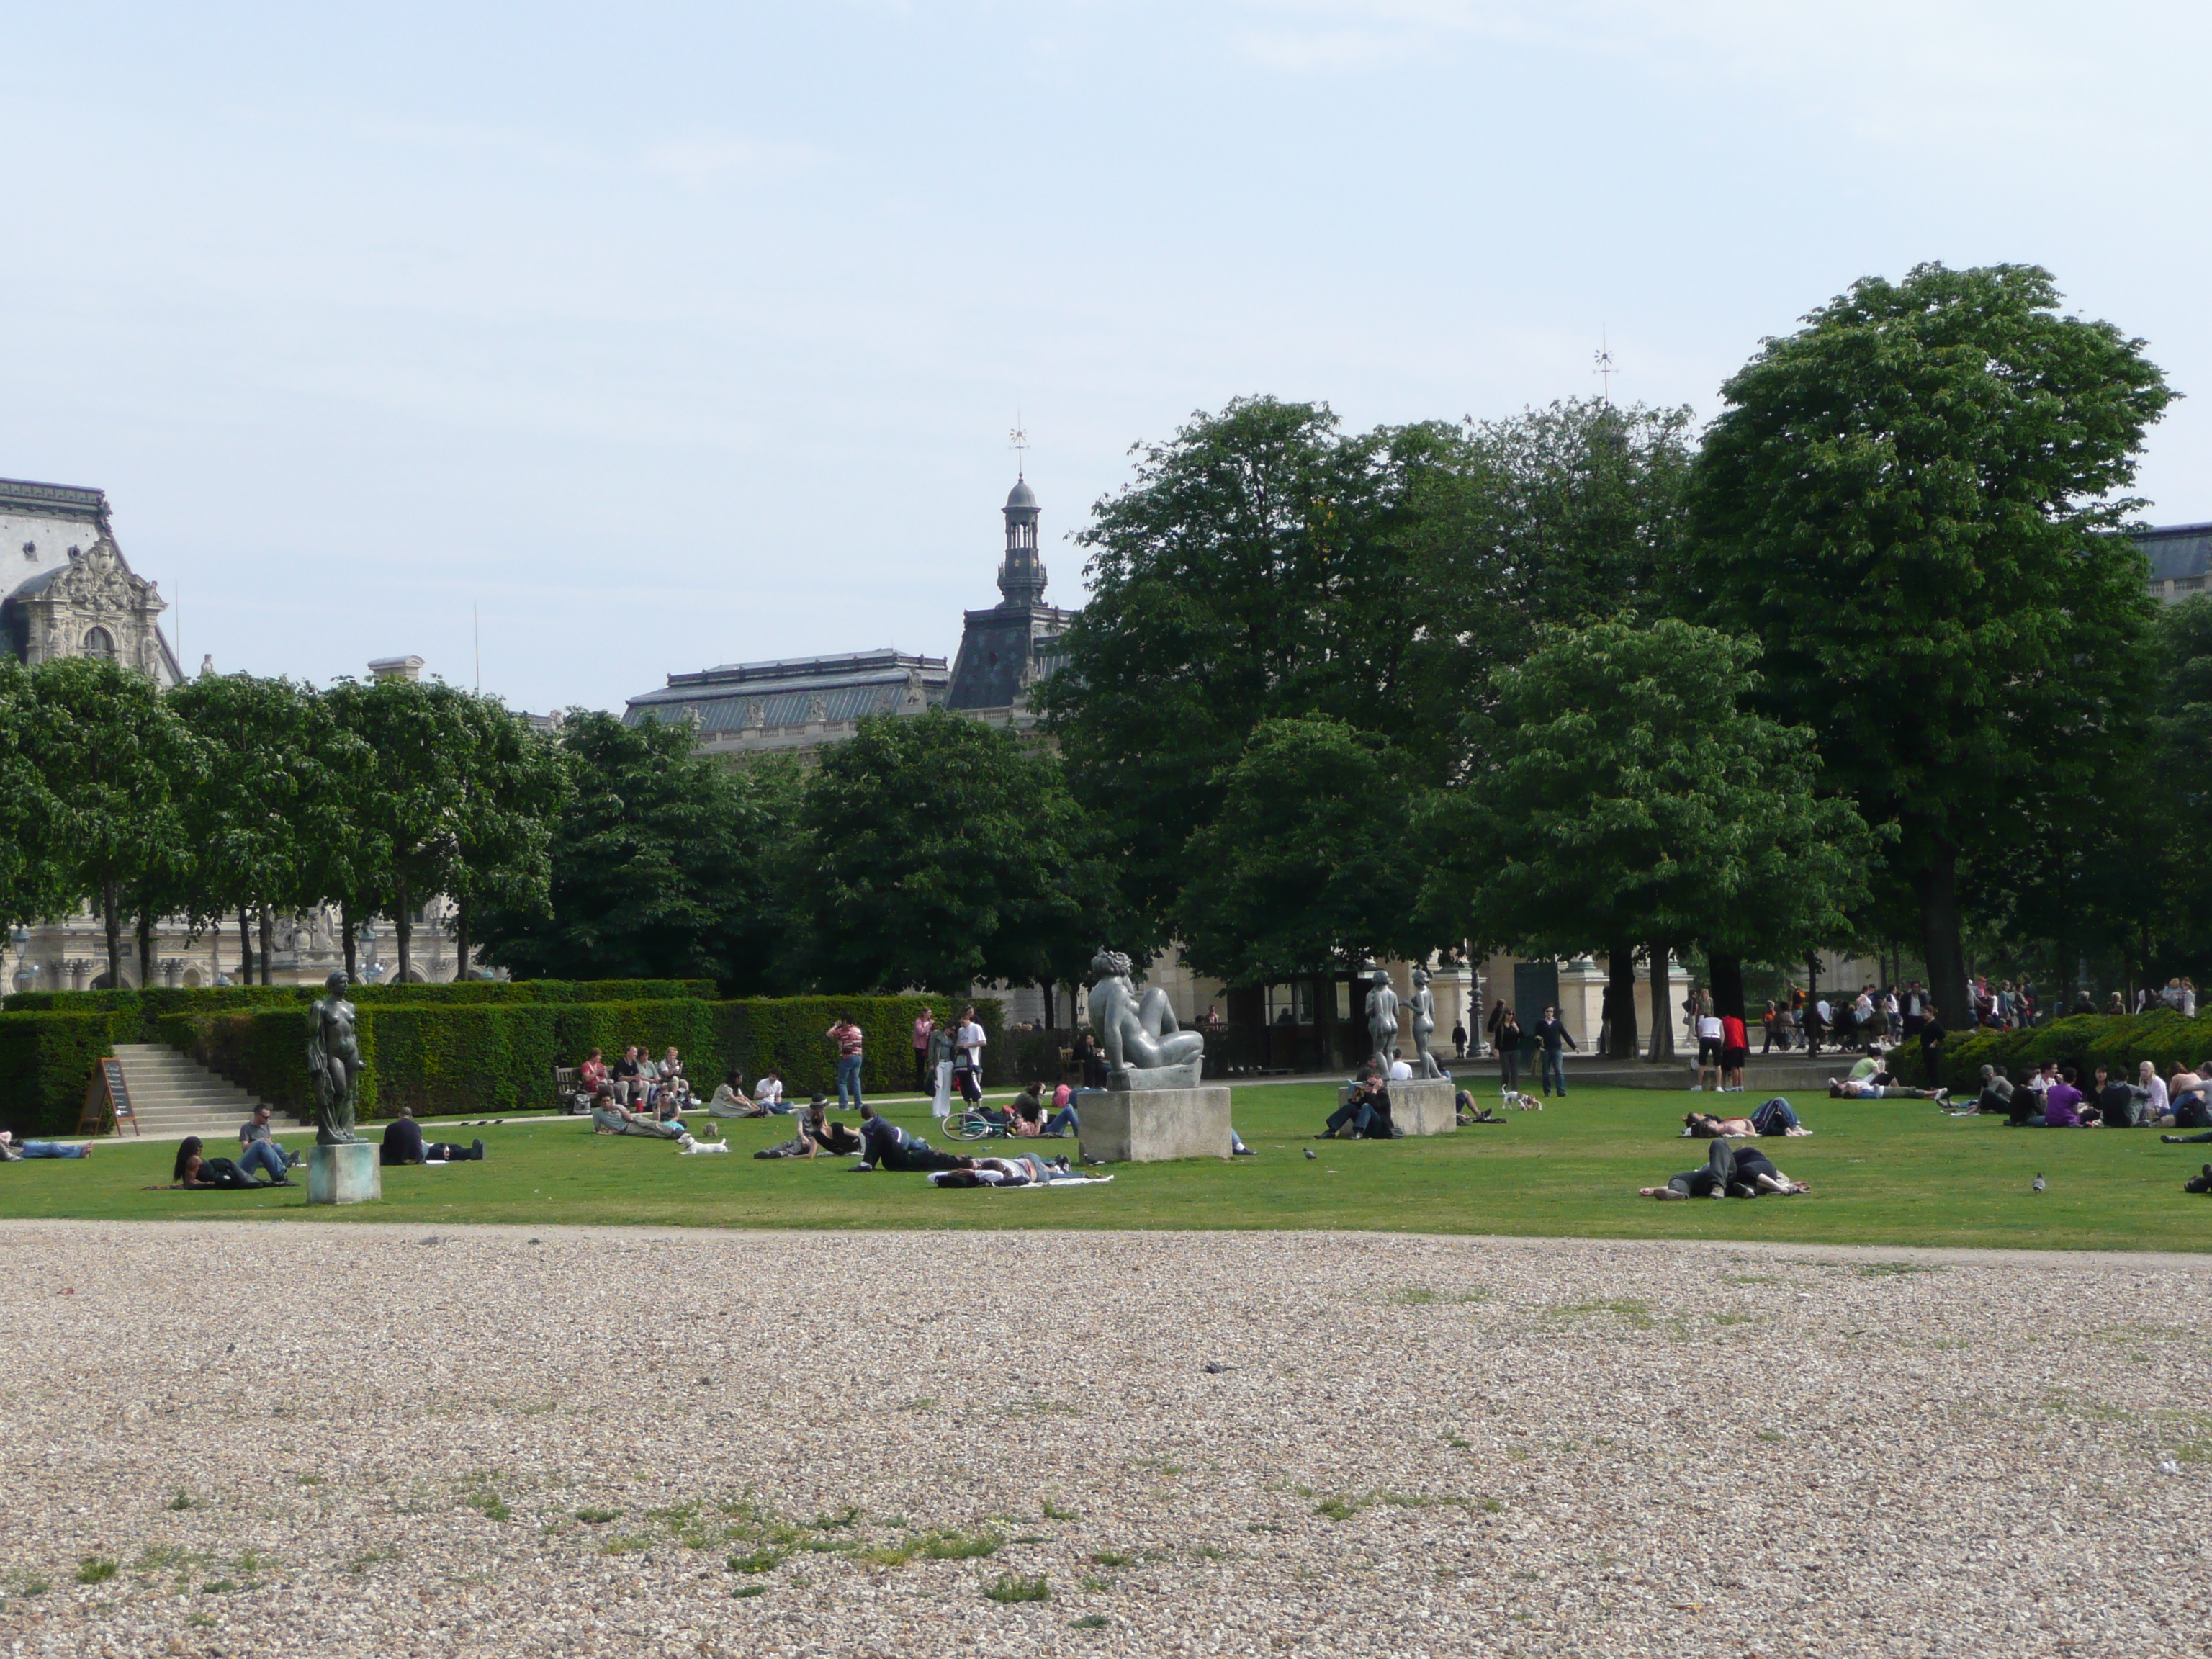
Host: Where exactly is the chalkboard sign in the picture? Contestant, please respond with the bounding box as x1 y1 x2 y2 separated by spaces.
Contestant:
78 1058 140 1138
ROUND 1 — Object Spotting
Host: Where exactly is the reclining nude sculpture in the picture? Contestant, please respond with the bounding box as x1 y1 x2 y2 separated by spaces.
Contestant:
1086 949 1206 1089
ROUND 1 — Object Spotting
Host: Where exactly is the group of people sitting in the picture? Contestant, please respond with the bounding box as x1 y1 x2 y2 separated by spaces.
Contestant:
575 1046 691 1118
1952 1058 2212 1130
704 1069 788 1118
962 1079 1081 1138
164 1101 487 1189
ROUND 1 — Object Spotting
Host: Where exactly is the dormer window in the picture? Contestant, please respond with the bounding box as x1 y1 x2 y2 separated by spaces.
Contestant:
19 541 32 559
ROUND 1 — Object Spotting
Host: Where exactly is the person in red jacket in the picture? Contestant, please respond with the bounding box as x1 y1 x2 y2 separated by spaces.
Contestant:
1719 1012 1750 1093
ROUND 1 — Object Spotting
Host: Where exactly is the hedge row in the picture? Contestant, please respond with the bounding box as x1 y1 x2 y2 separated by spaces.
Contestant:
0 1010 138 1137
153 994 1007 1124
1889 1011 2212 1092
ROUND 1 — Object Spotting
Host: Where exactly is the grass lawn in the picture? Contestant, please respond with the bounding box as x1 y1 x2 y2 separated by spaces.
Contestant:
3 1082 2208 1250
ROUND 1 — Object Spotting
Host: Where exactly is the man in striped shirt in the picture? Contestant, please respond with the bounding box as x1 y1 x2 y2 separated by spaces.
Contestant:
826 1016 866 1112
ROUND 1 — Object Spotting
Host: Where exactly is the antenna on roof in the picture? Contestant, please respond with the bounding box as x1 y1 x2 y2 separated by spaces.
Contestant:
1009 411 1030 479
1593 327 1618 404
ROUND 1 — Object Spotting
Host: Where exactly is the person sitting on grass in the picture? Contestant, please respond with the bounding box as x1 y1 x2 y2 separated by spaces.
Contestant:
706 1070 756 1118
0 1131 95 1161
1318 1072 1398 1141
2162 1068 2212 1139
379 1105 486 1165
1640 1137 1809 1200
1828 1076 1948 1102
1010 1081 1048 1136
1684 1098 1809 1138
1040 1081 1079 1138
2092 1065 2152 1129
1951 1064 2014 1118
853 1104 976 1173
171 1136 264 1190
752 1070 787 1114
235 1105 302 1183
589 1085 685 1139
2031 1067 2098 1128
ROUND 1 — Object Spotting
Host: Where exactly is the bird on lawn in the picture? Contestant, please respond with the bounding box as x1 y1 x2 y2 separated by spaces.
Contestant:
1305 1148 1317 1160
2032 1172 2046 1193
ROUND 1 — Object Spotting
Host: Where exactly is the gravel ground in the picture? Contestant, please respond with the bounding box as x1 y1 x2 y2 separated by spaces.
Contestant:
3 1221 2209 1658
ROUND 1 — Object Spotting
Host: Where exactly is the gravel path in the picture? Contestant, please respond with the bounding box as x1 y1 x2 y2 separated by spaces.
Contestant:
2 1220 2208 1657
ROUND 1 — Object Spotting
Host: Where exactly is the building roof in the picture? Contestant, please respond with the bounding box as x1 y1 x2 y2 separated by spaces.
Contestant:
624 648 947 737
2136 522 2212 582
0 477 107 525
1005 477 1038 513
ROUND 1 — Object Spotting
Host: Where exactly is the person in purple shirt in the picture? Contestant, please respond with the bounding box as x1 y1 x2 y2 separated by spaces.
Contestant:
2037 1068 2098 1128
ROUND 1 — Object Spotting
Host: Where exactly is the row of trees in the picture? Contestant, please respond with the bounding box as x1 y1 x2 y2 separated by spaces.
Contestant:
1036 262 2188 1040
0 662 563 991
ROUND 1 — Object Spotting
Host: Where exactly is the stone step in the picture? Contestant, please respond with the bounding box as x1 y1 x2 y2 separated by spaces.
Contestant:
106 1044 274 1139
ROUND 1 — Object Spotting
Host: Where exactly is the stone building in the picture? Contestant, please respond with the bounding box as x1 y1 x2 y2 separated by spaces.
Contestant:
625 650 949 763
0 477 181 685
2137 521 2212 604
942 474 1076 728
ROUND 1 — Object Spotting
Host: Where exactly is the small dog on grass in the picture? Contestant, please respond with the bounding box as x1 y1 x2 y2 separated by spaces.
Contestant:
676 1132 729 1156
1500 1090 1545 1112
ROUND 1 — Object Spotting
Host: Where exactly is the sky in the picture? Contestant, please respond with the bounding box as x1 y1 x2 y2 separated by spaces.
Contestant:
6 1 2209 716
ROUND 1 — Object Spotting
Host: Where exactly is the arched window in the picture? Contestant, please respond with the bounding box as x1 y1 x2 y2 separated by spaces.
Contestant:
81 626 116 662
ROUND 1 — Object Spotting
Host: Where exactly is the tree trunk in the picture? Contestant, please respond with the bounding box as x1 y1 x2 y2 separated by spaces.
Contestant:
100 883 122 990
1313 971 1340 1071
258 905 274 986
394 874 413 984
1707 953 1746 1023
1645 939 1675 1063
1912 848 1972 1033
454 895 472 984
341 901 357 982
238 907 254 986
1606 939 1640 1059
1039 977 1055 1029
137 907 154 990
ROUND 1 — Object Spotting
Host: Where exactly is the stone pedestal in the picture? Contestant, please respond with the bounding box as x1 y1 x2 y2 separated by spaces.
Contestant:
307 1141 382 1205
1337 1076 1458 1136
1076 1086 1233 1164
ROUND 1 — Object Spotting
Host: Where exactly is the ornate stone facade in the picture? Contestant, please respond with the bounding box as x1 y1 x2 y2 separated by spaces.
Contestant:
0 477 181 685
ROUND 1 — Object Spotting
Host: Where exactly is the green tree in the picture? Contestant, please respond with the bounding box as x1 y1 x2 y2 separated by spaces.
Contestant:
0 660 67 939
1686 263 2173 1024
22 657 195 989
1418 617 1868 1057
1401 397 1696 715
474 711 798 986
1034 397 1450 948
1177 715 1428 1035
443 695 568 974
793 709 1110 997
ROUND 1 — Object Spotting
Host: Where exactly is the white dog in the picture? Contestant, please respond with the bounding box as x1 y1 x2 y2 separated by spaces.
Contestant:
676 1132 729 1156
1501 1089 1545 1112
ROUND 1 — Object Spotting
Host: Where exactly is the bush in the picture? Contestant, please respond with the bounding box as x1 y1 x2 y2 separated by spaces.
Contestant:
1892 1010 2212 1092
0 1010 136 1136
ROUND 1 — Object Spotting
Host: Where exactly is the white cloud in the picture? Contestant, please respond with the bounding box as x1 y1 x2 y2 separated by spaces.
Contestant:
642 135 824 186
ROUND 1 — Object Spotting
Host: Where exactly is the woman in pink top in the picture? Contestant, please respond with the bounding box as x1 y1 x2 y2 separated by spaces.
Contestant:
911 1008 936 1094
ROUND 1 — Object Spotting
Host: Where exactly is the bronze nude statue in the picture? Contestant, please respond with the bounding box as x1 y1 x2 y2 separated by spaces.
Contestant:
307 970 364 1144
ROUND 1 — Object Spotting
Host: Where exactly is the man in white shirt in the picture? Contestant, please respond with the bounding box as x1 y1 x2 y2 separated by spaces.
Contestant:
753 1070 786 1114
954 1007 988 1105
1694 1012 1725 1092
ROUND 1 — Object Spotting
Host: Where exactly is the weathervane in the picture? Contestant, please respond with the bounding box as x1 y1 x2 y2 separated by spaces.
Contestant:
1593 328 1618 404
1010 413 1030 478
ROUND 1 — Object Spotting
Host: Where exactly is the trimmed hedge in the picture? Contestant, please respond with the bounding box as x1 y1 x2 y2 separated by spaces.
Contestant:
2 979 719 1018
0 1010 138 1137
1890 1011 2212 1092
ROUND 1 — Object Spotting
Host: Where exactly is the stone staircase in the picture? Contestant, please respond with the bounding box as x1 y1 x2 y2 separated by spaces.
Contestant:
109 1043 274 1140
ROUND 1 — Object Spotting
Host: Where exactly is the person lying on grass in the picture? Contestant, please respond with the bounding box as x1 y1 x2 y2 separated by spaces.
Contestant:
1640 1137 1809 1200
932 1154 1077 1187
170 1136 271 1190
1828 1078 1948 1102
1683 1098 1809 1138
1455 1089 1503 1125
755 1100 864 1159
379 1105 486 1165
0 1131 94 1161
589 1086 685 1139
852 1104 977 1173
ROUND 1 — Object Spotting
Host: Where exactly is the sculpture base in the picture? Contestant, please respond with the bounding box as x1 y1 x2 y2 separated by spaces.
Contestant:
307 1142 382 1205
1338 1077 1458 1136
1108 1060 1205 1092
1077 1086 1232 1164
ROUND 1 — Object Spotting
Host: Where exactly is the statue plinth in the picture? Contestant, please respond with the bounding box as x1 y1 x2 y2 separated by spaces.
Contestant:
1076 1086 1233 1163
307 1142 382 1205
1336 1076 1458 1136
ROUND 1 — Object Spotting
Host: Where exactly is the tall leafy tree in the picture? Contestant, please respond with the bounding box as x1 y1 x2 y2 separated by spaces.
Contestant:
1177 715 1429 1032
793 708 1110 996
1418 617 1868 1056
474 710 798 986
0 660 67 939
23 657 194 989
1034 397 1450 948
1686 263 2172 1024
443 695 568 974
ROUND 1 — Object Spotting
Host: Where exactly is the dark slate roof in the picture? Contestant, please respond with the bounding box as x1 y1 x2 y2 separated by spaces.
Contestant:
943 604 1076 711
623 649 947 734
2136 522 2212 582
